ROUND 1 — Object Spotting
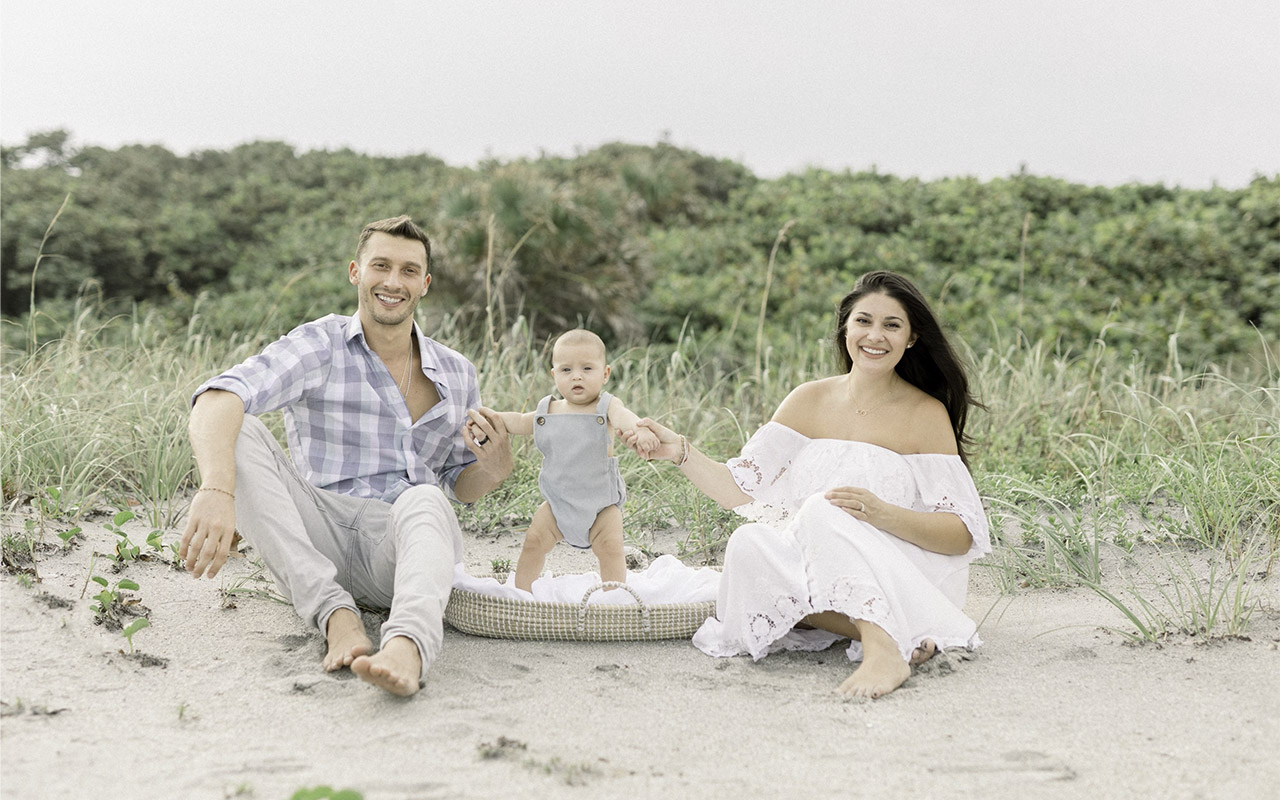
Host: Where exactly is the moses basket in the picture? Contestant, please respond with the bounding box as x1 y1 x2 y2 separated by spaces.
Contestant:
445 578 717 642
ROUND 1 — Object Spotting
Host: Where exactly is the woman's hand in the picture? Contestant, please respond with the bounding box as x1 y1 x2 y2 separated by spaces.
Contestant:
621 418 682 463
825 486 887 527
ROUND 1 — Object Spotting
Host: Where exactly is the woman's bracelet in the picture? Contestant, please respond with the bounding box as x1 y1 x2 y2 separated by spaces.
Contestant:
197 486 235 500
674 435 690 467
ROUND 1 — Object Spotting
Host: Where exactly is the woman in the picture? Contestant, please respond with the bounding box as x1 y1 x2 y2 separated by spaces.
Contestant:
626 271 990 699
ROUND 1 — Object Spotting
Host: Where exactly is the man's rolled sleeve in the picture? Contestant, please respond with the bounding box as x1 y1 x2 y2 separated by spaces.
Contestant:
192 321 334 414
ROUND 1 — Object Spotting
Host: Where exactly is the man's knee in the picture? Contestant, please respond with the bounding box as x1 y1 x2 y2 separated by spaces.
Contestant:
393 484 449 515
391 484 460 551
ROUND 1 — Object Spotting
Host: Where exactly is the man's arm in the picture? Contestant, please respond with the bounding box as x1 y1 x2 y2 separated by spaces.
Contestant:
179 389 246 578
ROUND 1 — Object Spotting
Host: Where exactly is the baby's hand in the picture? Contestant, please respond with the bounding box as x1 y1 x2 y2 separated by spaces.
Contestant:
632 426 660 457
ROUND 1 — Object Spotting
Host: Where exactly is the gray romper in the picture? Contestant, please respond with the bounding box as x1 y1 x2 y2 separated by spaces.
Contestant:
533 392 627 549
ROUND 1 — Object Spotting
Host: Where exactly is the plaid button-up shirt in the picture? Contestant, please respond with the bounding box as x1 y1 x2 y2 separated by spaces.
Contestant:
193 313 479 503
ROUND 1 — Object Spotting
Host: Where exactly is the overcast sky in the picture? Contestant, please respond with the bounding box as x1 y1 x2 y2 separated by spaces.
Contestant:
2 1 1277 188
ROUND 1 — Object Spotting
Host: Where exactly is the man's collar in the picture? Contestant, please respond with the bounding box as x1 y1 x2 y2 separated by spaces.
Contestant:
344 314 439 372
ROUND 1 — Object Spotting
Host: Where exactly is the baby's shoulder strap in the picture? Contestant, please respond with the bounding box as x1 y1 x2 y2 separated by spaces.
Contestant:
595 391 613 417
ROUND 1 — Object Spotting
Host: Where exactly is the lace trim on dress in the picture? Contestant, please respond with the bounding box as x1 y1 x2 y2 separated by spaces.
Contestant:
741 577 902 660
812 577 892 631
733 456 766 491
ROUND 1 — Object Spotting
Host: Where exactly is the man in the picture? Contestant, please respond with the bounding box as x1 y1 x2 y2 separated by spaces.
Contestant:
180 215 512 696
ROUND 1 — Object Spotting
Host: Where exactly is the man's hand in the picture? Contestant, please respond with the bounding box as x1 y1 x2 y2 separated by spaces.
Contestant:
179 489 237 578
456 408 514 503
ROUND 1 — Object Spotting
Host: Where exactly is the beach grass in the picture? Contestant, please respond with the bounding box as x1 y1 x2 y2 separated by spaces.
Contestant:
2 302 1276 642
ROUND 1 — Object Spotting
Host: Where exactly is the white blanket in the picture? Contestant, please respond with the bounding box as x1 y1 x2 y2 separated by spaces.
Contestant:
451 555 720 606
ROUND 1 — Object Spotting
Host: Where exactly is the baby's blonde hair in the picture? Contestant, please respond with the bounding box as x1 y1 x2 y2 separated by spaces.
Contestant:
551 329 606 362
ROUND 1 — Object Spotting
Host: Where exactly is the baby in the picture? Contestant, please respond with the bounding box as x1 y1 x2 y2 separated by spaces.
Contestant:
470 329 658 591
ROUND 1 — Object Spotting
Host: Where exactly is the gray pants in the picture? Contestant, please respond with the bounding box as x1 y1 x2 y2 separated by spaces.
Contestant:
233 415 463 683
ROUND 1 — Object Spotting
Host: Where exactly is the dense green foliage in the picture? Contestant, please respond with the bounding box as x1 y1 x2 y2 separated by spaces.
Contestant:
3 130 1276 369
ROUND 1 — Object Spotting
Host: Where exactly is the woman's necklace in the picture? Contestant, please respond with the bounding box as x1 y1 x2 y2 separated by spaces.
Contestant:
396 339 414 398
849 385 897 417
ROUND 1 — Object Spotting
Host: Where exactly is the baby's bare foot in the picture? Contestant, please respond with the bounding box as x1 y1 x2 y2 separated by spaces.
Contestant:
351 636 422 697
322 608 372 672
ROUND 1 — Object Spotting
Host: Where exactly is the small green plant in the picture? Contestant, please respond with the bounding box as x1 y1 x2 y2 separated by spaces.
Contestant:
168 541 185 570
2 526 39 579
105 509 141 563
35 485 80 523
121 617 150 652
489 558 512 574
56 526 82 547
145 528 165 554
90 575 139 621
289 787 364 800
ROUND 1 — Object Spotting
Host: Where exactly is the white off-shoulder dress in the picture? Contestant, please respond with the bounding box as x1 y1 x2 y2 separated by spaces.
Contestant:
692 422 991 663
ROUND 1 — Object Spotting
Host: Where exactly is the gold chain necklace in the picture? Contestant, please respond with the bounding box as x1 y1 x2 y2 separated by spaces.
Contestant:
396 338 414 398
851 388 896 417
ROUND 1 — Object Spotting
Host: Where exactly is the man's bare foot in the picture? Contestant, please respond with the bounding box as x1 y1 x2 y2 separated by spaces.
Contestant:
322 608 372 672
910 639 937 666
351 636 422 697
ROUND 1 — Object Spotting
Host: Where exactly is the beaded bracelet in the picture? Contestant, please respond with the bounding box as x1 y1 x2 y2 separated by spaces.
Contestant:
675 435 690 467
197 486 236 500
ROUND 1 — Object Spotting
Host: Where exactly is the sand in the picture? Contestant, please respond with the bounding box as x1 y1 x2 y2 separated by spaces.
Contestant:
2 509 1278 800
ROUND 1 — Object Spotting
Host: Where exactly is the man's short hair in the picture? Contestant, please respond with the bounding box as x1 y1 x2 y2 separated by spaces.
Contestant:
355 216 432 269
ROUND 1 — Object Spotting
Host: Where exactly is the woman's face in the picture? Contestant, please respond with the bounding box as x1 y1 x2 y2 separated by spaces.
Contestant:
842 292 916 373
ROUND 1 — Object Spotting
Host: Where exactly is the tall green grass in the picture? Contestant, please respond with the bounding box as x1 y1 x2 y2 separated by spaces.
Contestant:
3 301 1276 640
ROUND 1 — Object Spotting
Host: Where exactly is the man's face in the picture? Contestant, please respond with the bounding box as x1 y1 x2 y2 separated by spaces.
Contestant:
348 232 431 328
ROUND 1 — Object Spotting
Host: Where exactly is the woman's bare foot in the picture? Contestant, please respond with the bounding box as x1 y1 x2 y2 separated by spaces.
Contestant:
910 639 937 666
836 621 911 700
322 608 372 672
351 636 422 697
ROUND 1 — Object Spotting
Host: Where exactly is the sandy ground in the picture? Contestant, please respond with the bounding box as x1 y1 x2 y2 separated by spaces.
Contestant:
2 510 1278 800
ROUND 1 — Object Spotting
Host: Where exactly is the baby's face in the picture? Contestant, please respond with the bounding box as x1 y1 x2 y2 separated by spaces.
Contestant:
551 341 609 406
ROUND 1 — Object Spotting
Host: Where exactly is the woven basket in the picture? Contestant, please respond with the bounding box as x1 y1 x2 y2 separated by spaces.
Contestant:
445 577 717 641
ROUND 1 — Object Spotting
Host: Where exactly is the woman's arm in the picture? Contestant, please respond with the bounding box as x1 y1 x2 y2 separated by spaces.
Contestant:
625 418 751 509
825 399 972 555
824 487 973 555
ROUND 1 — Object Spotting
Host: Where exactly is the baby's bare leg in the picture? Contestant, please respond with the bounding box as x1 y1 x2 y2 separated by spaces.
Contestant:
514 502 562 592
588 506 626 589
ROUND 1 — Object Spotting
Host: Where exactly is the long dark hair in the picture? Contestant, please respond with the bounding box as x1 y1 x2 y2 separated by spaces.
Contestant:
834 271 980 464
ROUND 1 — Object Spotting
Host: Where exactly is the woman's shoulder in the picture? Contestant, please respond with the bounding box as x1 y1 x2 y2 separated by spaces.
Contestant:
900 390 957 456
772 377 840 423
